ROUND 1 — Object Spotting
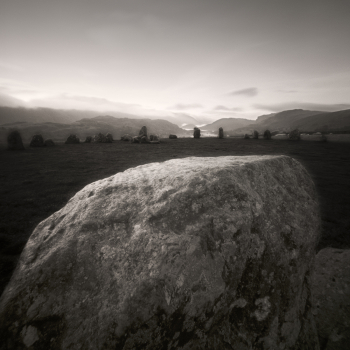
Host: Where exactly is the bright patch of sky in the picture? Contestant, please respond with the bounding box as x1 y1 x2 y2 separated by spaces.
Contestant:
1 0 349 123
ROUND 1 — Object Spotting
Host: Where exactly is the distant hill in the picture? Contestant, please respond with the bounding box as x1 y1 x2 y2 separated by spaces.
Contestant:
202 118 254 133
295 109 350 132
0 93 27 108
232 109 329 134
0 105 200 128
0 115 190 142
0 107 100 125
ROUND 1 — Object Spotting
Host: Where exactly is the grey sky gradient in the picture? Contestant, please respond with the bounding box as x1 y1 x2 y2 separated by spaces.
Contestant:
1 0 349 121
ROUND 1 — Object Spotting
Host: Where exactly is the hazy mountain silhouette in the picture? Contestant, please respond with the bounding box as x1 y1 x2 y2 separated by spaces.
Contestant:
0 115 190 142
0 94 27 108
231 109 343 134
201 118 254 132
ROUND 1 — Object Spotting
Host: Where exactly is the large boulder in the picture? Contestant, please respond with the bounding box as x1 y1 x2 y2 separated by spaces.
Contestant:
311 248 350 350
29 134 45 147
7 130 24 150
193 127 201 138
0 156 321 350
65 134 80 144
169 134 177 139
218 127 224 139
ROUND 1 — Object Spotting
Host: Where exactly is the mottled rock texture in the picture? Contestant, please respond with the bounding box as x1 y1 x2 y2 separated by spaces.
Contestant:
0 156 321 350
7 130 24 150
312 248 350 350
29 134 45 147
218 127 224 139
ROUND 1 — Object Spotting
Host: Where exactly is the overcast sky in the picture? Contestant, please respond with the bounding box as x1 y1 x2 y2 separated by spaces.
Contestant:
1 0 350 122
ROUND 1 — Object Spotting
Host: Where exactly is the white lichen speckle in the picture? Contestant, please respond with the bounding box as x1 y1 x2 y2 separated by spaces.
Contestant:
253 296 271 321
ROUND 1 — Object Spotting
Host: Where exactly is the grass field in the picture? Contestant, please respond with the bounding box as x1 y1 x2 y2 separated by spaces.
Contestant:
1 137 350 297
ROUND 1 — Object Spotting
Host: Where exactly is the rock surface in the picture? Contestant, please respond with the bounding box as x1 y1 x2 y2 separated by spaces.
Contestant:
7 130 25 150
169 134 177 139
218 127 224 139
0 155 321 350
29 134 45 147
311 248 350 350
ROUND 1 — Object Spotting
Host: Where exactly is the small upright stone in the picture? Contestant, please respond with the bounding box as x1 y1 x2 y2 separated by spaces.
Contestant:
169 134 177 139
121 134 132 142
244 134 250 139
84 136 92 143
193 127 201 138
263 130 272 140
30 134 45 147
92 133 107 143
65 134 80 144
218 127 224 139
7 130 25 150
139 126 148 139
289 129 301 140
253 130 259 139
105 133 113 143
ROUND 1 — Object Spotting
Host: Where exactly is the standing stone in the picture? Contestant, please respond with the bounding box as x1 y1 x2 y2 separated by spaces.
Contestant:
139 126 148 139
193 127 201 138
44 139 55 147
29 134 45 147
65 134 80 144
105 133 113 143
92 133 107 143
7 130 25 150
120 134 132 142
253 130 259 139
263 130 272 140
244 134 250 139
218 127 224 139
131 136 139 143
84 136 92 143
0 156 321 350
289 129 301 140
169 134 177 139
311 248 350 350
149 135 159 142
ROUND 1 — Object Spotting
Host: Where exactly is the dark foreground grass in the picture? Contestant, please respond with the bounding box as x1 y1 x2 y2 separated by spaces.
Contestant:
1 138 350 296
